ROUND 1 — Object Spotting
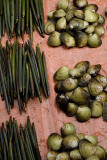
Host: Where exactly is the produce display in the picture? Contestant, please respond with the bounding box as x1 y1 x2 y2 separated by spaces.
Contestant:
0 40 49 114
45 0 105 48
47 123 107 160
0 0 44 41
0 116 41 160
54 61 107 122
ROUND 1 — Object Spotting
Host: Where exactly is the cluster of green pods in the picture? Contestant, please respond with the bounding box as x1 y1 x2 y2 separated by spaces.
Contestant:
0 116 42 160
0 40 49 114
47 122 106 160
0 0 44 41
45 0 105 48
54 61 107 122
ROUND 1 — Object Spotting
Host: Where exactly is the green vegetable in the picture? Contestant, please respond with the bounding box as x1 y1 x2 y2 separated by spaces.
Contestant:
95 145 106 159
85 25 95 34
48 31 62 47
61 123 76 137
88 79 103 96
76 133 84 140
75 61 90 73
45 20 55 34
76 105 91 122
74 9 84 19
60 32 76 48
56 152 70 160
61 78 78 91
66 103 78 117
85 135 98 145
47 133 63 151
94 24 105 37
87 34 102 48
53 9 66 18
79 139 96 158
91 100 103 118
84 4 98 12
47 151 58 160
56 17 66 32
70 149 82 160
62 135 79 150
84 10 99 23
57 0 69 10
86 155 100 160
69 68 84 78
74 0 88 8
66 9 74 22
75 31 88 47
87 65 101 77
70 87 90 105
54 66 70 80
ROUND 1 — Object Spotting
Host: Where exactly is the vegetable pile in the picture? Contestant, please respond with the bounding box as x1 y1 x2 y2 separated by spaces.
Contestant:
0 0 44 41
0 116 41 160
0 41 49 114
54 61 107 122
45 0 105 48
47 123 107 160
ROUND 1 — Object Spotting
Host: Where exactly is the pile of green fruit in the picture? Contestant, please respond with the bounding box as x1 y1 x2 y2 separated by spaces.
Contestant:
54 61 107 122
47 123 106 160
45 0 105 48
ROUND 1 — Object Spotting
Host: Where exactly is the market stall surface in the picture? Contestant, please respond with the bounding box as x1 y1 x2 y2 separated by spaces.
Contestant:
0 0 107 159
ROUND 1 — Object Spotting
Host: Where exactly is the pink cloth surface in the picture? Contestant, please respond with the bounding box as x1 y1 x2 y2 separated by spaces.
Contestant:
0 0 107 159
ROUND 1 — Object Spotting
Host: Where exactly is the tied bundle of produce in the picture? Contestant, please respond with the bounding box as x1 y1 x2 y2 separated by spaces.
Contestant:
0 0 44 41
0 41 49 114
47 123 107 160
54 61 107 122
45 0 105 48
0 116 41 160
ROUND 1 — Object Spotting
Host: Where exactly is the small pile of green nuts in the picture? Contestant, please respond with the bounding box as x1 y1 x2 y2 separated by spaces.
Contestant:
47 123 106 160
54 61 107 122
45 0 105 48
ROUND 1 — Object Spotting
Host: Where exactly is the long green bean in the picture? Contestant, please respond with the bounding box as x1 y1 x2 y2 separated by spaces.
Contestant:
30 9 33 44
42 52 49 97
26 0 29 33
9 138 13 160
28 51 42 103
10 0 14 36
0 117 42 159
36 50 47 98
3 0 9 37
0 0 45 39
0 16 1 39
0 0 3 39
12 43 16 92
19 44 22 93
21 0 25 40
6 0 10 29
18 0 21 35
0 63 10 113
0 42 49 113
15 0 18 23
25 63 29 106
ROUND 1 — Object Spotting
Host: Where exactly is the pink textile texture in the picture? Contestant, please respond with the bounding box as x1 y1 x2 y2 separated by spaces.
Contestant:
0 0 107 159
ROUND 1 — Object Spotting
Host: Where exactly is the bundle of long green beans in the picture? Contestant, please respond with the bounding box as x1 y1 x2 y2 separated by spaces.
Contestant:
0 40 49 114
0 0 44 42
0 116 42 160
